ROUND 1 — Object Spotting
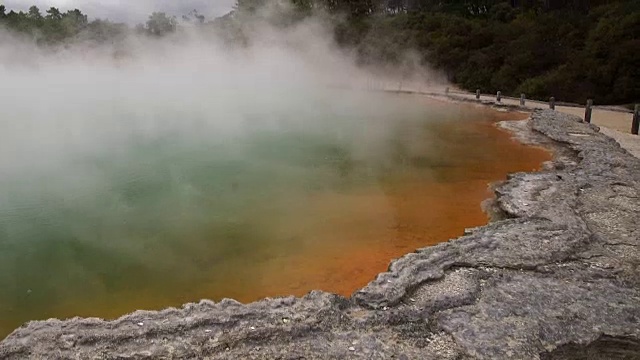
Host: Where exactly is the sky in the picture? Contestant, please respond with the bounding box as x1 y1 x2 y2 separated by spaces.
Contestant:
2 0 237 23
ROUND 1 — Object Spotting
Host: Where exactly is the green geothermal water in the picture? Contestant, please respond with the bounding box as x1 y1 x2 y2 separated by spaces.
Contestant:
0 93 540 338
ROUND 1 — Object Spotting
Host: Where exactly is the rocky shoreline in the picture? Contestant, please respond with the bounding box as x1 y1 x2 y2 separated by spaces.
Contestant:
1 109 639 359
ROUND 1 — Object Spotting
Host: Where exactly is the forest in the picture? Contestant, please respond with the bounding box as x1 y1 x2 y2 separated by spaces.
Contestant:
0 0 638 105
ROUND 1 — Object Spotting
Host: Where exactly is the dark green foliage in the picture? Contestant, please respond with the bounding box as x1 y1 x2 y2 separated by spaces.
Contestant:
331 0 638 104
229 0 637 103
0 5 91 44
0 4 177 45
0 1 636 104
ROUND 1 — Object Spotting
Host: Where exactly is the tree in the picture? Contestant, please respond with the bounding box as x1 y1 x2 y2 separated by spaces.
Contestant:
0 5 6 19
45 7 62 20
182 9 205 24
65 9 88 28
28 5 42 19
145 12 177 36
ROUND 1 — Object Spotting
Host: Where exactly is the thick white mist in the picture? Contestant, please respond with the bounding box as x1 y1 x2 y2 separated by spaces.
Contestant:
0 10 459 336
0 16 439 179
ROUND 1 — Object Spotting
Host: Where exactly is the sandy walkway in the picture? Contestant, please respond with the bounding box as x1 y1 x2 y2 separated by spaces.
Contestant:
446 91 639 158
598 127 640 159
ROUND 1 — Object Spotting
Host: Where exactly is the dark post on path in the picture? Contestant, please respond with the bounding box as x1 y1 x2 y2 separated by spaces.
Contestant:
496 91 501 102
549 97 555 110
632 104 639 135
520 94 525 106
476 89 480 100
584 99 593 123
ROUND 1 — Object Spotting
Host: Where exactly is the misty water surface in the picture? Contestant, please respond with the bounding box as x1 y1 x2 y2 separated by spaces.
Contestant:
0 91 550 338
0 22 551 337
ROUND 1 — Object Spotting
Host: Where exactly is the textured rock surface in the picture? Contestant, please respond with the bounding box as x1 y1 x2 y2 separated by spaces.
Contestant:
1 109 639 359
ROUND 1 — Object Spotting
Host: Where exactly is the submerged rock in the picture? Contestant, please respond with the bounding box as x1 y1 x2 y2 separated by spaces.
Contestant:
1 110 639 359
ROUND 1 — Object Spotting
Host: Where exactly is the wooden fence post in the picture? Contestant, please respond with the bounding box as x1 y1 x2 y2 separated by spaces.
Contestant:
520 94 525 106
549 97 555 110
496 91 501 102
584 99 593 123
476 89 480 100
632 104 639 135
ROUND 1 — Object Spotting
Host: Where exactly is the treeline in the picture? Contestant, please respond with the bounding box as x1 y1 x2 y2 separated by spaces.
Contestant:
231 0 639 104
239 0 621 17
0 5 187 44
334 0 639 104
1 1 637 104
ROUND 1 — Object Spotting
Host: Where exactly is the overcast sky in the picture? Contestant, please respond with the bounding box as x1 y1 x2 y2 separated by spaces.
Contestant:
3 0 236 23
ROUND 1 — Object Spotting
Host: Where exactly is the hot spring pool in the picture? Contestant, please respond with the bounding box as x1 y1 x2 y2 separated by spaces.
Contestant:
0 93 549 337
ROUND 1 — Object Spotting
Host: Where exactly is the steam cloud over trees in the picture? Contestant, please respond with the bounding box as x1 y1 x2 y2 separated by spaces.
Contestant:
0 0 638 104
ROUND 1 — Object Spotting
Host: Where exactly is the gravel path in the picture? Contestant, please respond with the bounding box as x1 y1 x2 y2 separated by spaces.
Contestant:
444 91 639 159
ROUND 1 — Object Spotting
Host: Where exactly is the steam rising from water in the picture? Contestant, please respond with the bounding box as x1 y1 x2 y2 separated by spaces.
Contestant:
1 17 438 174
0 13 448 330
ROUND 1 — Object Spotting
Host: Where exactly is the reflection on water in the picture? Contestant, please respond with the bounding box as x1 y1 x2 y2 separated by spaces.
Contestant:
0 95 549 338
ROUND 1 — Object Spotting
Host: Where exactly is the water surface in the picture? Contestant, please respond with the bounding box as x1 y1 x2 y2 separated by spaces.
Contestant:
0 94 549 338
